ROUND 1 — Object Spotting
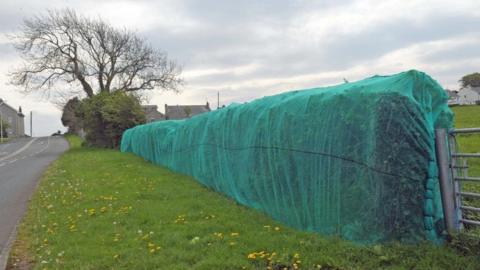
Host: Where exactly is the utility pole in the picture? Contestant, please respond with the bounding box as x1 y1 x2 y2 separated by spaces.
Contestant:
0 99 4 143
217 91 220 109
30 111 33 137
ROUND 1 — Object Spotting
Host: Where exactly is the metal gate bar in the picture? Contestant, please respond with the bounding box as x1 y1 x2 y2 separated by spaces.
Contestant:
436 127 480 234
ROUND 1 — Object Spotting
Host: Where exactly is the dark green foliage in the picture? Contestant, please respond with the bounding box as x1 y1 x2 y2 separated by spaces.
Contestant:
448 233 480 256
460 73 480 88
78 92 146 148
61 97 82 135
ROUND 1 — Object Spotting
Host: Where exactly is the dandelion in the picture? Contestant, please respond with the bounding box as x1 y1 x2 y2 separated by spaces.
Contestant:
87 208 96 216
190 237 200 244
113 254 119 259
230 232 239 237
113 234 121 242
274 226 280 231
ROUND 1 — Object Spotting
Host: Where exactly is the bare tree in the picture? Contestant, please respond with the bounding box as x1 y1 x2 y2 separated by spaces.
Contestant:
10 9 183 98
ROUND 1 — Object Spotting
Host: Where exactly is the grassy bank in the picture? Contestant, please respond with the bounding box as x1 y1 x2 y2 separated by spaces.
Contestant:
7 108 480 269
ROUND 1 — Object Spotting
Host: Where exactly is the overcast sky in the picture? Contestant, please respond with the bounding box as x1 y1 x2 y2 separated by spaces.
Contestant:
0 0 479 136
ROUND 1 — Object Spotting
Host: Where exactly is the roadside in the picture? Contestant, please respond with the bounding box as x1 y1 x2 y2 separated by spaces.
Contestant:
0 137 69 270
6 135 480 270
0 138 11 145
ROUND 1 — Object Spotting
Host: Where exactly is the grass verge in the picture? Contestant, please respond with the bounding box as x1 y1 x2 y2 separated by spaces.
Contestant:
7 107 480 269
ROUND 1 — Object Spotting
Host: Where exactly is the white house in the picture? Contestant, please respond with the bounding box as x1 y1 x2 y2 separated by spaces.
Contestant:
457 86 480 105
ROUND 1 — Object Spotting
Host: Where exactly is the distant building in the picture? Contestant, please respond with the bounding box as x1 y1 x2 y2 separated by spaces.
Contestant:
164 102 211 120
457 86 480 105
0 99 25 138
142 105 165 123
445 89 460 106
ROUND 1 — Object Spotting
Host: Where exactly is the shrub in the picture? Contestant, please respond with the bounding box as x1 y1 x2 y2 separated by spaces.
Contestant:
61 97 82 135
77 92 146 148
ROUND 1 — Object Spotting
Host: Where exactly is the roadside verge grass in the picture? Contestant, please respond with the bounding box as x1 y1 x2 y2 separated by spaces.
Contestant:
7 134 480 270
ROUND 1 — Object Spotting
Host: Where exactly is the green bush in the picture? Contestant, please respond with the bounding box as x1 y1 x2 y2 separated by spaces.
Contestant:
61 97 82 135
77 92 146 148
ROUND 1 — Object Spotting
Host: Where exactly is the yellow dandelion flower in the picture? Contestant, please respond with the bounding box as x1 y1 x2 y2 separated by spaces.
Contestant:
230 232 239 237
87 208 96 216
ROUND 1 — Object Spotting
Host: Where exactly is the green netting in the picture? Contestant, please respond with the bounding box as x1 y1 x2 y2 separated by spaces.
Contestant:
121 70 453 244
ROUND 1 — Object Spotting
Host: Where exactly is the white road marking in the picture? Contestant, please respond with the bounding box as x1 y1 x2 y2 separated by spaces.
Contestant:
0 137 51 167
0 138 38 163
8 159 18 164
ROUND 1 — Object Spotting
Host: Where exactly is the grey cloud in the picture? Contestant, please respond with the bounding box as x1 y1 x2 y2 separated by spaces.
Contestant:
0 0 479 135
163 11 480 89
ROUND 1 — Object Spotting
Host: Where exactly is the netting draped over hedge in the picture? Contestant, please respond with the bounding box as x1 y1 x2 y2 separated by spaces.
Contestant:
121 70 453 243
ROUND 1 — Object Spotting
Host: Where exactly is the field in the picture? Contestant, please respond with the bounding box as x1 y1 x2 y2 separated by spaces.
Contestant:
6 107 480 270
451 105 480 223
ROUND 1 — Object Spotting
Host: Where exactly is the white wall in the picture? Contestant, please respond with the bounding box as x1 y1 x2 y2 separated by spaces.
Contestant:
457 88 480 105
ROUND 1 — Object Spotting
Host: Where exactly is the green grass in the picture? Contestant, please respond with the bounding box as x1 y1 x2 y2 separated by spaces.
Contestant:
7 109 480 270
7 138 480 269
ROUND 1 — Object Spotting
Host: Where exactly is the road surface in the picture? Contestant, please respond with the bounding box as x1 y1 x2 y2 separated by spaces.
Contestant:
0 136 69 268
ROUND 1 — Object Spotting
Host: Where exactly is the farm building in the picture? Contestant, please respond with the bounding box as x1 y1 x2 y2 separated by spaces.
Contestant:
456 86 480 105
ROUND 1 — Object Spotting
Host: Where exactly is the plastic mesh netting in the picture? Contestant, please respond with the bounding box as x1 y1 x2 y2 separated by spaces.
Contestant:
121 70 453 243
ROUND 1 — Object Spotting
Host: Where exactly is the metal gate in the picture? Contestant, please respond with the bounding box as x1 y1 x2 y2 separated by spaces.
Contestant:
435 128 480 234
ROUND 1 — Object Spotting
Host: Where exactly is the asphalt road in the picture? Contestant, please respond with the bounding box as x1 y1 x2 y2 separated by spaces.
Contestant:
0 136 69 268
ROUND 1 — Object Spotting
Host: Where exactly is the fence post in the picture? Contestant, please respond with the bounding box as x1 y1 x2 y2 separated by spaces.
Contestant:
434 129 459 234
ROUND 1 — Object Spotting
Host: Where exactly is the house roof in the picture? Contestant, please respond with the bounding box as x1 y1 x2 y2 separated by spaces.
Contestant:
445 90 459 98
142 105 165 121
0 99 23 117
459 86 480 94
471 87 480 94
165 104 210 120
